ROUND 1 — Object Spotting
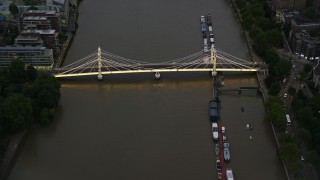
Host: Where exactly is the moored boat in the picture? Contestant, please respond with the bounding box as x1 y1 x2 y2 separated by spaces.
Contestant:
215 143 220 155
224 142 230 161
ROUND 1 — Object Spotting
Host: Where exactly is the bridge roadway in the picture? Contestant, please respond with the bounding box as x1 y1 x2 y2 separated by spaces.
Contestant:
53 63 259 78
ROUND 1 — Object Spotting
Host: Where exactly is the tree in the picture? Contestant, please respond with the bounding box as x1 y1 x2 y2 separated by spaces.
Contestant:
267 103 286 131
30 73 60 122
0 69 9 98
9 3 19 16
264 49 280 65
38 108 55 125
303 63 313 73
295 107 313 127
278 142 300 162
0 93 32 133
273 59 292 78
266 96 282 109
8 60 26 83
303 7 316 19
26 66 38 82
266 29 282 48
250 4 265 17
268 81 281 96
306 150 319 165
288 87 296 96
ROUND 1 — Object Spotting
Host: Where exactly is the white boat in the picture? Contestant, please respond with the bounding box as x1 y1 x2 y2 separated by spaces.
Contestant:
215 143 220 155
224 143 230 161
226 168 234 180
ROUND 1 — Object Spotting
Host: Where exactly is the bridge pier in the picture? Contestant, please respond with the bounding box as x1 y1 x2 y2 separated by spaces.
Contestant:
210 71 217 77
154 72 161 80
97 74 103 81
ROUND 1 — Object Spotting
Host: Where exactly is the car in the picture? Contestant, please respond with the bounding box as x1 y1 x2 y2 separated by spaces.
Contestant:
208 25 213 32
222 126 226 134
284 93 287 98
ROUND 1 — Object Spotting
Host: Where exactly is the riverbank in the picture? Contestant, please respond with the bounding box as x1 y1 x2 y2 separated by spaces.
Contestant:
0 129 30 180
228 0 291 179
0 5 78 179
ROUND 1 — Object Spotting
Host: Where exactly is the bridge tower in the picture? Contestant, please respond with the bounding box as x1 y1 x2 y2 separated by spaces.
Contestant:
211 45 217 77
97 47 103 80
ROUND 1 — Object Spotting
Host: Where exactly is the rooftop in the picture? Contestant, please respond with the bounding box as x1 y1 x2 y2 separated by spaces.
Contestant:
22 29 56 35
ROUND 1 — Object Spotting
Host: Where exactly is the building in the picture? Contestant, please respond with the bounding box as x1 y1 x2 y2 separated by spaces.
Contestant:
19 29 60 57
0 46 54 69
15 34 44 47
20 10 60 32
288 18 320 60
0 0 10 16
272 0 306 10
46 0 69 30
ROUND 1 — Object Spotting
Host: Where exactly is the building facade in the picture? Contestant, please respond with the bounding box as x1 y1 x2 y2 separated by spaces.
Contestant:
19 29 60 57
20 10 60 32
288 18 320 60
0 46 54 69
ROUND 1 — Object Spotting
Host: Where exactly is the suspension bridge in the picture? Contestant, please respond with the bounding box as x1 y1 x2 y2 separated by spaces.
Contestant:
53 46 263 80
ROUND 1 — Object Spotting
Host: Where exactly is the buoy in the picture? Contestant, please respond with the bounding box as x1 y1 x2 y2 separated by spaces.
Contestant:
154 72 161 80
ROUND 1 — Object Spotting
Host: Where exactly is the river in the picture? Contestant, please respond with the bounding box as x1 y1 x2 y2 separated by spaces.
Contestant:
8 0 286 179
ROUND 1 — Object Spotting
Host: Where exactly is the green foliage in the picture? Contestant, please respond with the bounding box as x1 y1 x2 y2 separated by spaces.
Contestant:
303 63 313 73
264 49 280 65
250 3 265 17
0 93 33 133
0 65 60 135
278 132 295 144
0 69 9 97
249 26 262 40
38 108 55 125
288 87 296 96
267 103 286 131
255 17 273 30
265 29 282 48
29 73 60 123
242 15 254 30
235 0 246 10
8 60 26 83
303 7 316 19
9 3 19 16
306 150 320 165
266 96 283 109
297 128 312 146
273 59 291 78
26 66 38 82
295 107 313 128
278 142 300 162
268 81 281 96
